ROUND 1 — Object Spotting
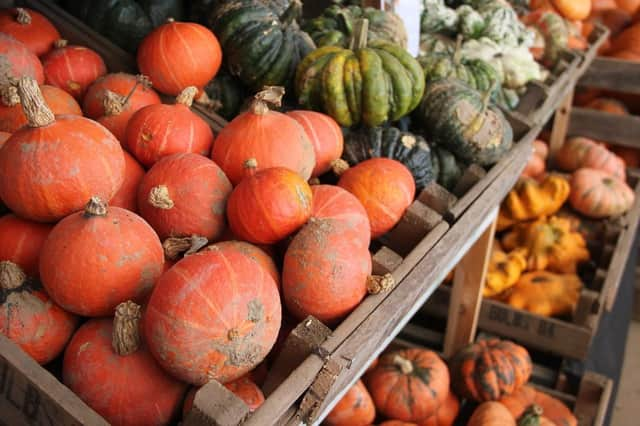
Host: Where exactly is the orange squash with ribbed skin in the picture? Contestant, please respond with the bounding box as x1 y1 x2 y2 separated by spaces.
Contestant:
551 0 591 20
137 20 221 96
0 214 52 278
338 158 415 239
499 385 577 426
63 301 187 426
611 146 640 168
212 88 315 185
1 261 77 365
419 392 460 426
42 40 106 101
285 110 343 177
40 198 164 317
325 380 375 426
110 151 145 212
310 184 371 249
125 87 214 167
144 241 281 386
0 131 9 147
569 168 635 218
0 8 59 57
617 0 640 14
556 137 626 180
608 23 640 55
138 153 231 241
0 78 125 222
0 84 82 133
379 422 417 426
283 219 371 324
215 241 280 292
0 33 43 84
366 349 450 422
227 163 312 244
83 73 161 119
468 402 516 426
585 97 629 115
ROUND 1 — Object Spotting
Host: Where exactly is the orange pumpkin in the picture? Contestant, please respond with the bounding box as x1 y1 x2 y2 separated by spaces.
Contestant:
611 146 640 168
215 241 279 292
521 140 548 180
0 8 60 57
0 214 52 277
550 0 591 20
379 422 417 426
338 158 415 239
608 23 640 55
211 87 315 185
556 137 626 180
499 385 577 426
325 380 376 426
419 392 460 426
1 261 77 364
0 78 125 222
0 33 44 84
83 72 161 119
585 97 629 115
137 20 221 96
0 84 82 133
608 49 640 60
617 0 640 14
366 349 450 422
468 402 516 426
144 242 281 385
569 168 635 218
110 151 145 212
40 198 164 317
227 162 312 244
183 375 265 416
0 131 9 147
138 153 232 241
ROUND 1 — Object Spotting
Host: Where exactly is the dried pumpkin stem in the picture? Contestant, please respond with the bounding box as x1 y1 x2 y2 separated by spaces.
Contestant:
163 235 209 261
518 404 544 426
0 85 19 107
103 90 126 116
349 18 369 50
54 39 68 49
15 8 31 25
176 86 198 107
112 301 142 356
366 273 395 295
148 185 174 209
195 91 223 111
331 158 350 176
280 0 302 26
250 86 285 115
17 77 55 127
167 17 175 23
136 74 152 89
83 197 108 217
393 355 413 374
0 261 26 291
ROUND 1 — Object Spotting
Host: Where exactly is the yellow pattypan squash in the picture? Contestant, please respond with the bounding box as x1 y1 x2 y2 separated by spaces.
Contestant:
506 271 582 317
484 243 528 297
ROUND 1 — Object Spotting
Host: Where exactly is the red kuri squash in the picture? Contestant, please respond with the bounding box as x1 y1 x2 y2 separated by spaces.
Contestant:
0 131 9 147
138 153 232 241
211 87 316 185
137 19 221 96
0 214 52 277
0 33 43 84
419 392 460 426
0 77 124 222
556 137 626 180
325 380 376 426
63 301 187 426
499 385 577 426
1 261 77 364
126 86 214 167
215 240 280 292
83 73 160 119
338 158 415 239
0 8 59 57
40 198 164 317
41 39 107 101
569 168 635 218
467 401 516 426
110 151 145 212
144 242 281 385
366 349 450 422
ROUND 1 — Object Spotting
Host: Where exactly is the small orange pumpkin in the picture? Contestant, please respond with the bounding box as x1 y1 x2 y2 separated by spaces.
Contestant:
0 8 60 57
468 402 516 426
556 137 626 180
418 392 460 426
499 385 577 426
110 151 145 213
325 380 376 426
569 168 635 218
0 214 52 277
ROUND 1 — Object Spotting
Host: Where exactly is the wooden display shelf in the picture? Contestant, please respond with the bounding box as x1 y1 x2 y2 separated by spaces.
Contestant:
578 57 640 96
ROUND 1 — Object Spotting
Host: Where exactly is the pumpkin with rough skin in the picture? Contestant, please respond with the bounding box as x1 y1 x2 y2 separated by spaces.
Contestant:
468 401 516 426
137 20 221 96
570 168 635 218
138 153 231 241
144 242 281 385
182 375 265 415
484 245 528 297
419 391 460 426
212 87 316 185
283 219 371 324
507 271 582 317
365 348 450 422
63 301 187 426
521 140 548 181
0 78 125 222
1 261 77 365
0 84 82 133
215 241 280 292
126 87 214 167
0 8 60 57
342 126 433 191
556 137 626 180
40 198 164 317
110 151 145 213
83 73 161 119
0 215 52 278
0 33 44 85
41 40 107 101
523 10 570 67
450 338 532 402
500 385 577 426
325 380 375 426
338 158 415 239
208 0 315 91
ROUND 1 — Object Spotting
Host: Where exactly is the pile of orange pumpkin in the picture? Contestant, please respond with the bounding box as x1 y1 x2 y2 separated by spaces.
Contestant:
0 7 423 425
325 338 578 426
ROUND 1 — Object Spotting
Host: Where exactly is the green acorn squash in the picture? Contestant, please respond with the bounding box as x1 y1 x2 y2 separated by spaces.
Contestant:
202 70 246 120
208 0 315 90
304 5 408 49
419 33 456 56
421 0 459 34
431 145 466 191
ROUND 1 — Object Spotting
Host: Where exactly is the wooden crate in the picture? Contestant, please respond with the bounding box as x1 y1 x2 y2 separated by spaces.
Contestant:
579 57 640 96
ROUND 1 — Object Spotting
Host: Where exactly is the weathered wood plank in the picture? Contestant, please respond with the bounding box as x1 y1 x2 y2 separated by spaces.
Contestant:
568 108 640 149
183 380 249 426
549 90 575 163
574 372 612 426
579 57 640 95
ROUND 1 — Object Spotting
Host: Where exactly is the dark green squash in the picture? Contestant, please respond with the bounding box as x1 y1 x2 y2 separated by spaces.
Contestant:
416 78 513 166
303 5 407 49
431 145 466 191
208 0 315 91
61 0 184 53
202 70 246 120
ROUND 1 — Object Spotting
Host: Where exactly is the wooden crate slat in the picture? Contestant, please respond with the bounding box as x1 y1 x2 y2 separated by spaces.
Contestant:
579 57 640 95
568 108 640 148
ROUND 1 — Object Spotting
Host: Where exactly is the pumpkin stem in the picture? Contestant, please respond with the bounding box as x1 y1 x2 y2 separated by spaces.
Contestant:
83 197 108 217
136 74 153 90
167 17 175 23
53 39 68 49
17 77 55 127
518 404 544 426
280 0 302 26
196 91 223 112
112 301 142 356
349 18 369 50
331 158 350 176
392 354 414 375
250 86 285 115
308 177 321 185
148 185 175 209
481 82 497 112
0 85 19 107
176 86 198 107
163 235 209 261
367 273 395 294
15 8 31 25
103 90 126 116
0 261 26 291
